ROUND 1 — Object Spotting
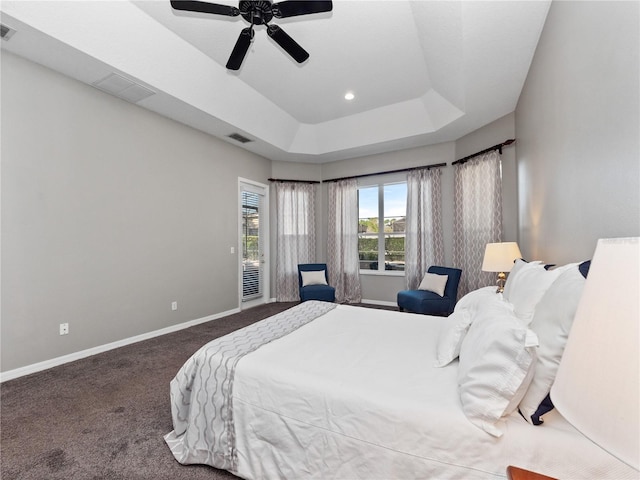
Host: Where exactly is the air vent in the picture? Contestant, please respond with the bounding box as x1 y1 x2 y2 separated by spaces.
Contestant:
92 73 155 104
228 133 253 144
1 24 16 41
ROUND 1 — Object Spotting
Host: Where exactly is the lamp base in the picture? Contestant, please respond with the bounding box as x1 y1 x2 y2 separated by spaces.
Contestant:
496 272 507 294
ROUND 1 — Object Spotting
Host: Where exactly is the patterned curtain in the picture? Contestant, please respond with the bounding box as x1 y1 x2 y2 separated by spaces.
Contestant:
452 150 503 297
327 179 362 303
275 182 316 301
405 168 445 289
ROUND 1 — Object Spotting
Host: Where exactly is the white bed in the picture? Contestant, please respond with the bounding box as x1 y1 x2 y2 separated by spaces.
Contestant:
165 261 639 479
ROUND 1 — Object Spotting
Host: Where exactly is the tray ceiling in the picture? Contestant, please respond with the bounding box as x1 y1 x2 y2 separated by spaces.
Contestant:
0 1 550 163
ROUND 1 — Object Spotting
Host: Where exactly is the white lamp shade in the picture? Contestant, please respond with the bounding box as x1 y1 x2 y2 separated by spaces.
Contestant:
481 242 522 272
551 237 639 470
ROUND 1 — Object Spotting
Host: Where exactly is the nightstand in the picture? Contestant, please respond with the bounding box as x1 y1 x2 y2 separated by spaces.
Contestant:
507 465 557 480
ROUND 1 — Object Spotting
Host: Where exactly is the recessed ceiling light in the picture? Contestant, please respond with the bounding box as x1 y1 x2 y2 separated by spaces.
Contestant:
344 92 355 101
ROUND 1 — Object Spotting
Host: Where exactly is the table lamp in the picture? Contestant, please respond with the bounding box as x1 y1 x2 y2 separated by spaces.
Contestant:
481 242 523 293
551 237 639 471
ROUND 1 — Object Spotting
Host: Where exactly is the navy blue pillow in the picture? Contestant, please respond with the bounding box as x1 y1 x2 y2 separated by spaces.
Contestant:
530 393 554 425
579 260 591 279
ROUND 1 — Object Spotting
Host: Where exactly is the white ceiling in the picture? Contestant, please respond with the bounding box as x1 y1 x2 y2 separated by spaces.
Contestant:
0 0 550 163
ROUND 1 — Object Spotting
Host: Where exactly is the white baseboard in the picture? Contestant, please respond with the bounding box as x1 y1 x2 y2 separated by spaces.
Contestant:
0 307 240 383
361 299 398 308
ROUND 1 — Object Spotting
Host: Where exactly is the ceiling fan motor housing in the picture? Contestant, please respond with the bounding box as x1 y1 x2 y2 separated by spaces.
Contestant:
239 1 274 25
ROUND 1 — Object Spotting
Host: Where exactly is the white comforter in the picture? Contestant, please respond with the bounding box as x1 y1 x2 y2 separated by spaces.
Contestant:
231 305 638 479
165 301 337 470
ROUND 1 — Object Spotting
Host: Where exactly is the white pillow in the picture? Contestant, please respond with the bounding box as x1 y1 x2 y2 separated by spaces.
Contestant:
418 272 448 296
454 286 500 313
301 270 328 287
433 287 503 367
458 303 538 437
434 310 473 367
503 259 542 302
519 265 586 424
505 263 564 324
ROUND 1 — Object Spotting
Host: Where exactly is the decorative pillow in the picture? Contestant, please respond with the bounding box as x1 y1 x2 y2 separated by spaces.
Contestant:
519 264 587 425
458 303 538 437
434 310 473 367
301 270 328 287
503 259 541 301
505 262 573 324
432 287 504 368
418 272 448 297
454 286 499 313
578 260 591 278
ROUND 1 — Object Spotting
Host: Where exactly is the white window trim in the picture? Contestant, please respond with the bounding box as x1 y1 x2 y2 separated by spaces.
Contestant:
357 174 407 276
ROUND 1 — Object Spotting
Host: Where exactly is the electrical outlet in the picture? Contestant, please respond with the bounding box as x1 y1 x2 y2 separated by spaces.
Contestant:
59 323 69 335
171 301 178 311
230 246 235 254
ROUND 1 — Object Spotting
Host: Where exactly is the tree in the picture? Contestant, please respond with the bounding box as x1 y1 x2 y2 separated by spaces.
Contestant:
358 218 378 233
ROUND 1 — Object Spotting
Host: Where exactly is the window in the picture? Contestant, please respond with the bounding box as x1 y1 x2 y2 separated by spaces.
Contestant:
358 182 407 272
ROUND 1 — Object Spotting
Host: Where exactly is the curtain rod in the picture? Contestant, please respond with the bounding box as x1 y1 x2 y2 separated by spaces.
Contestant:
268 139 513 183
451 139 515 166
323 162 447 183
268 178 321 184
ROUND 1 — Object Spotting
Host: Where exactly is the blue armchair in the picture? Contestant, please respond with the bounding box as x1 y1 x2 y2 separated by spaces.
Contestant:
298 263 336 303
397 266 462 316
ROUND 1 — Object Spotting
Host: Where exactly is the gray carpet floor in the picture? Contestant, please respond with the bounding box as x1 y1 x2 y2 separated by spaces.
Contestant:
1 302 300 480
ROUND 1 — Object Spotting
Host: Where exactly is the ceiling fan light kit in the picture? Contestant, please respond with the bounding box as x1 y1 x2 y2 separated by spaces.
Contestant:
170 0 332 70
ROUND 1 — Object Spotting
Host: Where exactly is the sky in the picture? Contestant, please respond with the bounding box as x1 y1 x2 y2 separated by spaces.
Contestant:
358 183 407 219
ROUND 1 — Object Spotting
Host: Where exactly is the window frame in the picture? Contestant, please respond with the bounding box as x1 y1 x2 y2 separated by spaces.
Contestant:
357 173 407 277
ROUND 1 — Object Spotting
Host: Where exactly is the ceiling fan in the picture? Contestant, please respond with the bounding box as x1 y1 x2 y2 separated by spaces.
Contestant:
170 0 333 70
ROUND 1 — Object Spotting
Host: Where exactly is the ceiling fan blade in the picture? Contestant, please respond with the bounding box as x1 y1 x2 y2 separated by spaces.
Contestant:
272 1 332 18
267 25 309 63
170 0 240 16
226 28 253 70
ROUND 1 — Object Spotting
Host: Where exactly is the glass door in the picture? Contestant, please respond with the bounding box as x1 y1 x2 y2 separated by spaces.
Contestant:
239 180 268 307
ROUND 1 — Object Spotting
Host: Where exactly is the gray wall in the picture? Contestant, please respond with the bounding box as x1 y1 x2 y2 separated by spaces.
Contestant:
515 1 640 263
1 52 271 372
5 0 638 373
